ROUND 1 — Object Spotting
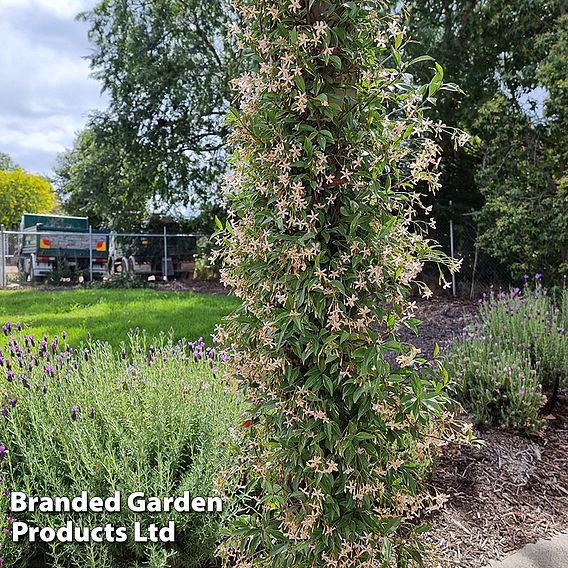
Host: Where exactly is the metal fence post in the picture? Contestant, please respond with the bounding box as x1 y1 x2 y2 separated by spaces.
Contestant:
0 224 5 288
449 201 457 297
163 227 168 281
89 226 93 283
470 245 479 299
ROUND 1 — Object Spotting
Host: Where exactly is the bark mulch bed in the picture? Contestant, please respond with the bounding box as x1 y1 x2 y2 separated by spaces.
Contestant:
426 397 568 567
395 296 568 567
398 295 477 356
156 278 228 295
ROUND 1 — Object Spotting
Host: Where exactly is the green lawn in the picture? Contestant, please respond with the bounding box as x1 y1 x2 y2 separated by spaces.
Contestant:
0 289 239 347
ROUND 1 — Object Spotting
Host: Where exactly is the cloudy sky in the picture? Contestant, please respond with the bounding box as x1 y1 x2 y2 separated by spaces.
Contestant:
0 0 106 176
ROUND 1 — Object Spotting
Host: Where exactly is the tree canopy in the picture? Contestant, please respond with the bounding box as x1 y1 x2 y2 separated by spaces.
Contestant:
57 0 567 277
60 0 237 220
402 0 568 278
0 152 17 172
55 120 152 230
0 169 56 228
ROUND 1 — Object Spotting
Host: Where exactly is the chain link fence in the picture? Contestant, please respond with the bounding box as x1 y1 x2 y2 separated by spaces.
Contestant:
0 211 516 296
433 205 516 298
0 225 208 288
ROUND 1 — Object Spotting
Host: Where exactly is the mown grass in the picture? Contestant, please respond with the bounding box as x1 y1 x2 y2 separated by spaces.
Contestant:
0 289 239 347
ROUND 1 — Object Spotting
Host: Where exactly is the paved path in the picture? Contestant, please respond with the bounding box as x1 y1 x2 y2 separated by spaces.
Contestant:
488 533 568 568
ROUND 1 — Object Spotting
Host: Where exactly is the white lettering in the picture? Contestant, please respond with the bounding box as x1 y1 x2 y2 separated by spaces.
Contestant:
207 497 223 512
105 492 121 512
12 522 28 542
10 492 28 513
133 521 147 542
192 497 205 512
128 492 145 513
90 496 103 512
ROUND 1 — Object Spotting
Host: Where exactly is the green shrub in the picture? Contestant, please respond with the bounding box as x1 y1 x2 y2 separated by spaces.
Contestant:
45 258 81 286
92 272 155 289
448 338 545 433
0 326 243 568
448 282 568 433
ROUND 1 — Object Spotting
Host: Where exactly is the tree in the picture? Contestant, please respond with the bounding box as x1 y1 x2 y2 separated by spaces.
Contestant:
74 0 238 218
55 121 152 230
402 0 567 279
56 121 226 232
0 169 56 228
216 2 469 567
0 152 17 172
540 12 568 213
474 94 567 278
470 9 568 279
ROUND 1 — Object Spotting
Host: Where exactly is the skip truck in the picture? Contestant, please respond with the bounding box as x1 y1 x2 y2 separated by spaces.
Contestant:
17 214 109 282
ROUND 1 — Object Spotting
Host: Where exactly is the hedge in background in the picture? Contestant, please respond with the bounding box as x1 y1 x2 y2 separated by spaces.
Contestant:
215 1 471 566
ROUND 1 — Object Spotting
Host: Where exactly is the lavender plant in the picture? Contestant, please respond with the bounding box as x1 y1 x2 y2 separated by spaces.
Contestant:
0 325 243 568
214 1 471 566
448 282 568 433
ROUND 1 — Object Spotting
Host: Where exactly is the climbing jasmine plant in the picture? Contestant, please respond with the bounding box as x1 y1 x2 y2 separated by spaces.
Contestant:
215 1 471 566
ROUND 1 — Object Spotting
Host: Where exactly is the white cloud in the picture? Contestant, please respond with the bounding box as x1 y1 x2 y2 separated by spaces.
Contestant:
0 0 88 20
0 0 106 175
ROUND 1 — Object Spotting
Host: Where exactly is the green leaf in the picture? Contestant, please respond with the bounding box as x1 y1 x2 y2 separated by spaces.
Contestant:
409 55 435 66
